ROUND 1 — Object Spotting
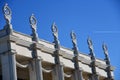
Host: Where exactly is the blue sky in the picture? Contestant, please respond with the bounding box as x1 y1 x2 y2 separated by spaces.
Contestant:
0 0 120 79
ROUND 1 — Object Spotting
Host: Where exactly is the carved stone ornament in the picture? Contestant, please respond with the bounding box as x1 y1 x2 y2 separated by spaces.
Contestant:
71 31 77 45
29 14 37 31
51 22 58 38
87 37 93 51
102 43 108 55
3 3 12 24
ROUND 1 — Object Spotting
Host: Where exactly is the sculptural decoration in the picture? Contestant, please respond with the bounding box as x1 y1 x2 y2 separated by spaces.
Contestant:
102 43 113 79
87 37 94 52
87 37 99 80
70 31 84 80
51 22 58 39
51 23 65 80
71 31 77 46
102 43 109 56
29 14 37 32
3 3 12 25
51 22 60 50
3 3 13 34
29 14 38 42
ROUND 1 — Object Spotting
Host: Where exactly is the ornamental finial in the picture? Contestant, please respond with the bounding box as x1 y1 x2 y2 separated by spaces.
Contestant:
87 37 93 51
70 31 77 45
3 3 12 24
29 14 37 31
51 22 58 38
29 14 38 42
102 43 112 79
102 43 108 56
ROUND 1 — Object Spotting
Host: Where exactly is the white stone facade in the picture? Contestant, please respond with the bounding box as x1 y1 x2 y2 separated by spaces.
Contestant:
0 3 114 80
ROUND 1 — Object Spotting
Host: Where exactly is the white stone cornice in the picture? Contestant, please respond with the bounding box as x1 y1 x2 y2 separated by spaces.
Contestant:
0 31 114 73
0 35 113 70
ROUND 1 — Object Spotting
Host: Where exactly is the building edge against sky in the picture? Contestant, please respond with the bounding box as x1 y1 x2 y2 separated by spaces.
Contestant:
0 3 115 80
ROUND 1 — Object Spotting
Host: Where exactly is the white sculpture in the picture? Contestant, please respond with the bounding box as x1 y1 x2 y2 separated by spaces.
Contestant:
3 3 12 25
